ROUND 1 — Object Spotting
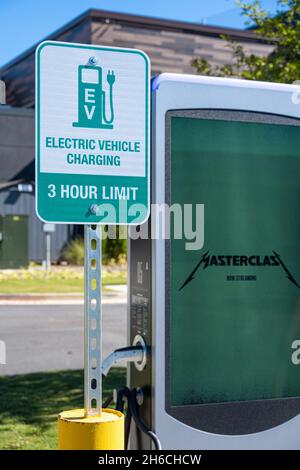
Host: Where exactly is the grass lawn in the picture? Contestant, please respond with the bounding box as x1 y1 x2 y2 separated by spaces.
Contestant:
0 368 126 450
0 271 127 294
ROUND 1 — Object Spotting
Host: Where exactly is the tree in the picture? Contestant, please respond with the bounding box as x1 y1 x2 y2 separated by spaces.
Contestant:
192 0 300 83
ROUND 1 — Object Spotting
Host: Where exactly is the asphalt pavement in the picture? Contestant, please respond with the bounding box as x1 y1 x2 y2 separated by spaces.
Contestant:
0 302 127 375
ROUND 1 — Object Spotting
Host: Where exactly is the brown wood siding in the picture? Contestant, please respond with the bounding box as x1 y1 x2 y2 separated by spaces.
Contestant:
91 21 273 75
1 19 91 108
1 14 273 107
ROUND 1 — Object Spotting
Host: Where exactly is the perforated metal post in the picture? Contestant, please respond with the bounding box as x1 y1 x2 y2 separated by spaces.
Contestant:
0 80 5 105
84 224 102 416
45 232 51 271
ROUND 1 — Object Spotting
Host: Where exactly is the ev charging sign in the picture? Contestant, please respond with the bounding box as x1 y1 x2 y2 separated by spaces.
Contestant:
35 41 150 224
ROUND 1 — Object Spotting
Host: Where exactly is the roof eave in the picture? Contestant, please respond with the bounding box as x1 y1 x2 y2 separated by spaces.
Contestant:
0 8 270 74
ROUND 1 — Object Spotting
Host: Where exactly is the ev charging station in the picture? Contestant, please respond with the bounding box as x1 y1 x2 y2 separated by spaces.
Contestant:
36 38 300 450
128 74 300 449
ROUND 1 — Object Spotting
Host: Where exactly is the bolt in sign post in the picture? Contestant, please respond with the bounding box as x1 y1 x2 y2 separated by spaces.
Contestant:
36 41 150 225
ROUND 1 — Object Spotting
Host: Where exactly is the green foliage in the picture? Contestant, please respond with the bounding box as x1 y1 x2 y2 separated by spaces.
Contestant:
61 236 84 265
102 226 127 264
61 227 127 266
0 268 127 294
192 0 300 83
0 369 126 449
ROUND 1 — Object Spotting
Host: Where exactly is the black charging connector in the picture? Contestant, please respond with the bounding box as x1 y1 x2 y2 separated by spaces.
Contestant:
103 386 161 450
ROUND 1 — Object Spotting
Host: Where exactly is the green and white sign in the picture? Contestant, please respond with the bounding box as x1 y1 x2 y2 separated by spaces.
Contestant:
35 41 150 224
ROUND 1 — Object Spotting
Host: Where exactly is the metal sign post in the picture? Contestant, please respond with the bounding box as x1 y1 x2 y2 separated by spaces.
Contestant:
36 40 150 449
0 80 5 105
45 232 51 271
43 223 55 271
84 224 102 416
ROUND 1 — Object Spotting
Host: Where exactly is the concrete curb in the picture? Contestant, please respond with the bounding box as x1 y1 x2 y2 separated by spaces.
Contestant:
0 298 126 305
0 289 127 305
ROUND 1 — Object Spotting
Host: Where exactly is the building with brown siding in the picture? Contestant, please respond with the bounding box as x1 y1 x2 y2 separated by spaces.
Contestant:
0 8 272 108
0 9 272 263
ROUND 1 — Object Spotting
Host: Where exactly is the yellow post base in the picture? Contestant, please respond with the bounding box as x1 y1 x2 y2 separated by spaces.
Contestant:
58 408 124 450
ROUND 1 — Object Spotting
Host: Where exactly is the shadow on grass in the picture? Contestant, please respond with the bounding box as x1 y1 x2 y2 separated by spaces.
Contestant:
0 368 126 431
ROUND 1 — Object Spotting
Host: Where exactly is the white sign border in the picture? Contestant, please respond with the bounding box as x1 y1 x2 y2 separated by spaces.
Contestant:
35 40 150 225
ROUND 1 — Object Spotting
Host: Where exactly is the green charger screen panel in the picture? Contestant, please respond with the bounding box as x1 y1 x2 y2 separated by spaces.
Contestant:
166 110 300 434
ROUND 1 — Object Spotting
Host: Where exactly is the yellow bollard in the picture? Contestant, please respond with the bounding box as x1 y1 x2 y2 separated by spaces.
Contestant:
58 408 124 450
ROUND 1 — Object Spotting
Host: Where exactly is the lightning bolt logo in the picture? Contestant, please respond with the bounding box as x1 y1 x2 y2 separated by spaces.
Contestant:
178 251 209 291
272 251 300 289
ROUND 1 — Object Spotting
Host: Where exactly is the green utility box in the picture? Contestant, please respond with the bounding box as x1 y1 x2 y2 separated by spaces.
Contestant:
0 215 29 268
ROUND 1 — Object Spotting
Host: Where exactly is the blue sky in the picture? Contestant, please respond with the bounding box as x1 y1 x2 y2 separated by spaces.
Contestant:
0 0 279 66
